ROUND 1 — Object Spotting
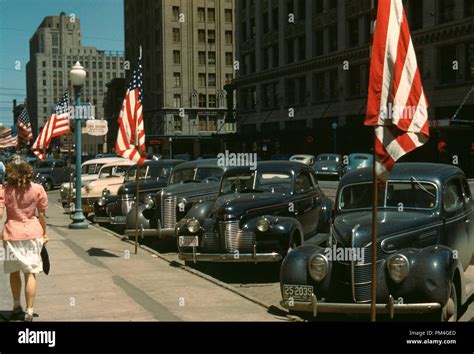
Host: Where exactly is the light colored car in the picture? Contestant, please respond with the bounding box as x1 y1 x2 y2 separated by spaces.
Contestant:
289 154 316 166
79 159 136 216
59 157 124 210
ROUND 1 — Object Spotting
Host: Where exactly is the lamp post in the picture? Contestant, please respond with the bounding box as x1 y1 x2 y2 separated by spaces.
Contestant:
69 61 88 229
169 137 173 159
331 121 338 154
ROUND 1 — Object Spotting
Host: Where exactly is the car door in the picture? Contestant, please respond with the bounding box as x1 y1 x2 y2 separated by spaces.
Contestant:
461 177 474 266
443 176 470 269
294 171 321 238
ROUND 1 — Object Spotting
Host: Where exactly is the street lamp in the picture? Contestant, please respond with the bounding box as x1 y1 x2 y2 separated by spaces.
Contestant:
331 121 338 154
169 137 173 159
69 61 88 229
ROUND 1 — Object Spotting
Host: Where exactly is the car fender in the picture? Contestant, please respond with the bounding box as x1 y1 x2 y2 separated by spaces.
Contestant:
318 197 334 232
125 203 151 230
242 215 304 247
184 201 215 220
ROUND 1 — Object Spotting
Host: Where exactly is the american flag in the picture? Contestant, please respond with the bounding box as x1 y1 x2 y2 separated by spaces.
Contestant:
32 91 71 160
17 107 33 145
365 0 429 180
0 127 18 148
115 57 146 165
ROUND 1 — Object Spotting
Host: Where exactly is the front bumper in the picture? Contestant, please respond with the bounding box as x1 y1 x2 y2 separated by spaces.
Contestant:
93 215 127 225
179 251 282 263
124 219 175 239
280 294 441 318
316 170 339 176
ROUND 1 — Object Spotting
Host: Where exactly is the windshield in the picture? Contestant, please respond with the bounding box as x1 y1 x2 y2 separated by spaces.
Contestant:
125 166 171 182
98 165 129 179
81 163 103 175
221 170 292 194
317 155 340 162
195 168 224 181
171 168 196 183
339 181 437 211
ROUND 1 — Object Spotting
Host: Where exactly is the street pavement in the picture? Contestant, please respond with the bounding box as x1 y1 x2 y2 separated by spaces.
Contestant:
0 191 285 322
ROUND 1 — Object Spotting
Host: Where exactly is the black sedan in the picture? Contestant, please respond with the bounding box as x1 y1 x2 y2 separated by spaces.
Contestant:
279 163 473 321
177 161 334 264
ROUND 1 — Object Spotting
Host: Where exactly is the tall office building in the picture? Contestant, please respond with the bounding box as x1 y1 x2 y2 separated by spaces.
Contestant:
124 0 235 157
26 12 125 154
234 0 474 169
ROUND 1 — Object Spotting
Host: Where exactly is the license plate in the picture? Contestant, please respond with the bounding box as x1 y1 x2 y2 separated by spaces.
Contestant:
321 167 329 171
283 285 314 301
83 205 93 213
179 236 199 247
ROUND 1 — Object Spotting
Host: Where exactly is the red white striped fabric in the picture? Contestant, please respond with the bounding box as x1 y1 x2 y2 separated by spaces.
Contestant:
116 59 146 165
365 0 429 180
0 127 18 148
31 92 71 160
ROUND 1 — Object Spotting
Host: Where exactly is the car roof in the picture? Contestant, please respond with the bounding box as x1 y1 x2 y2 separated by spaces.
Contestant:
223 160 312 174
174 159 225 170
100 159 137 169
82 157 124 166
341 163 464 186
130 159 185 168
317 153 341 158
290 154 315 159
349 153 373 158
35 158 63 163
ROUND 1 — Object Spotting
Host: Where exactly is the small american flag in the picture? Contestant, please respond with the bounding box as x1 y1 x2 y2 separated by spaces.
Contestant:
365 0 429 180
32 91 71 160
0 127 18 148
17 107 33 145
115 56 146 165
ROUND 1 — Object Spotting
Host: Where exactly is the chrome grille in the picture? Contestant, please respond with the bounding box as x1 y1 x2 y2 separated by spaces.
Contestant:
352 243 383 303
120 199 134 215
162 196 177 228
219 221 255 253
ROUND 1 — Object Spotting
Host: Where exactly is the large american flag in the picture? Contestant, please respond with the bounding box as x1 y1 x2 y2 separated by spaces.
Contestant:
0 127 18 148
365 0 429 180
32 91 71 160
17 107 33 145
115 57 146 165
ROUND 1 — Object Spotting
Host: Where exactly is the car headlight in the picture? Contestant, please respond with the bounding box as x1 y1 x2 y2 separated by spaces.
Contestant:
97 197 107 207
256 218 270 232
308 254 329 282
186 219 201 233
144 195 155 209
178 201 186 211
387 254 409 283
102 188 110 196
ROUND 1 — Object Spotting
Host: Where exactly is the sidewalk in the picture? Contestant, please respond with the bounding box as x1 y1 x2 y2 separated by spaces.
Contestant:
0 192 282 322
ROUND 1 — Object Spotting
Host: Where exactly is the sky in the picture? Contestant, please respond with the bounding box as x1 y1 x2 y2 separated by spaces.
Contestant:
0 0 124 126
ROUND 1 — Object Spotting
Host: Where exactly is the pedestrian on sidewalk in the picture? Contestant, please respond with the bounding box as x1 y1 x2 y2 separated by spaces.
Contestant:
0 155 48 322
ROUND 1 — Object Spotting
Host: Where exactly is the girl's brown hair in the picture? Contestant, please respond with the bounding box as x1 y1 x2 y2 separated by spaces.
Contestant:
5 157 33 188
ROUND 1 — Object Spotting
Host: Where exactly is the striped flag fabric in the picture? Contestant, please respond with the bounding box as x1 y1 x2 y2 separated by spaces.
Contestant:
17 107 33 145
31 91 71 160
0 127 18 148
365 0 429 180
115 57 146 165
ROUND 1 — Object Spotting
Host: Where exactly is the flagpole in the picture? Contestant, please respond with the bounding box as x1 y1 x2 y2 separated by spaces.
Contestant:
68 130 73 219
369 0 378 323
134 164 140 254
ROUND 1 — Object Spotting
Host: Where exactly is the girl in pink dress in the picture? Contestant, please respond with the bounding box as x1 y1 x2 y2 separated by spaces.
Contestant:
0 156 48 321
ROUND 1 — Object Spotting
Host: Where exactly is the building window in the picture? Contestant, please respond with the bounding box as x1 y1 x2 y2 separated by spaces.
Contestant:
198 7 205 21
298 0 306 21
198 30 206 43
209 94 217 108
262 84 272 108
173 28 181 42
313 72 325 101
43 80 46 86
207 8 215 22
349 65 361 96
52 33 59 46
173 72 181 87
298 77 307 104
42 71 46 77
286 39 294 64
272 8 279 31
297 36 306 61
315 0 323 14
106 62 110 69
262 12 269 33
208 73 216 87
173 115 182 131
225 9 233 22
439 0 455 23
466 42 474 80
408 0 423 30
208 116 217 131
466 0 474 17
439 45 457 83
272 44 279 67
198 94 207 108
250 18 256 38
43 98 47 104
208 30 215 44
225 31 233 45
198 115 207 131
262 47 270 70
328 0 337 9
225 74 233 85
198 51 206 65
225 52 233 65
286 79 296 105
198 73 206 87
328 25 338 52
348 18 359 48
172 6 180 21
173 94 182 108
173 50 181 64
329 70 338 99
241 21 247 41
208 51 216 65
314 30 324 56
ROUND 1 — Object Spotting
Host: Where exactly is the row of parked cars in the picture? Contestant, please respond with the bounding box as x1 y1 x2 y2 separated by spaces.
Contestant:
57 155 473 321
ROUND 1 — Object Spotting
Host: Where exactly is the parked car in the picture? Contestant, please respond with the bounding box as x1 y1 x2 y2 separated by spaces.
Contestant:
342 153 373 175
79 159 136 216
93 160 185 226
124 159 228 239
177 161 334 264
279 163 473 321
59 157 124 211
33 159 73 191
313 154 344 179
290 154 316 166
271 154 291 161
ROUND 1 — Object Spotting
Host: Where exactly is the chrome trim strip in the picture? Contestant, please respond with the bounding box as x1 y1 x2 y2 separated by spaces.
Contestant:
179 252 282 263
